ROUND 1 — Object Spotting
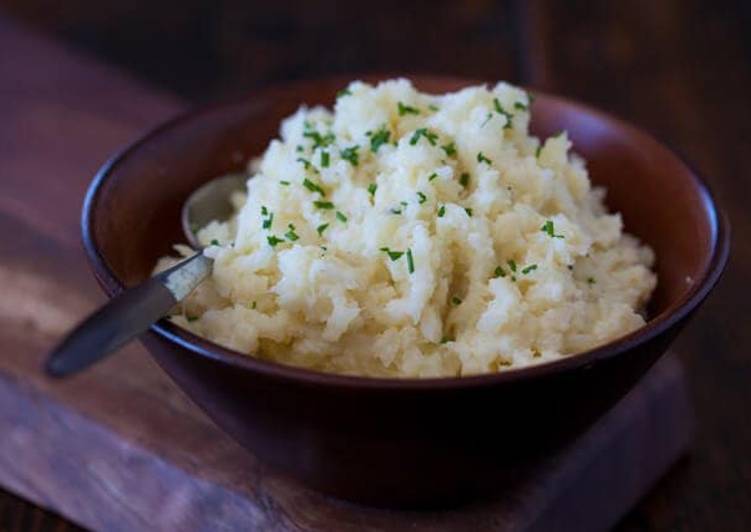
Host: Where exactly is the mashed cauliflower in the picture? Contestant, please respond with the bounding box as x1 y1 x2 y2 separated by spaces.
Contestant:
156 79 656 378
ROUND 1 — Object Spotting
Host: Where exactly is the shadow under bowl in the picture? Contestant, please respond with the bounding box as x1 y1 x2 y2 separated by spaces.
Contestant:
82 75 729 507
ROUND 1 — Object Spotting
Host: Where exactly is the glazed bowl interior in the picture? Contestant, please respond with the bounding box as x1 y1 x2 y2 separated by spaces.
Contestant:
84 75 728 383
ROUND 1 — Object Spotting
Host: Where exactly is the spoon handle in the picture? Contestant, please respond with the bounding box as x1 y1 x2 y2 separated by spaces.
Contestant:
45 252 212 377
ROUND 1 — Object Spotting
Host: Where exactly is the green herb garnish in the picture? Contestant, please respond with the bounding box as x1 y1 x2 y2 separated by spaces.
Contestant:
314 200 335 210
380 247 404 261
336 211 348 223
280 180 290 186
507 259 517 273
369 127 390 153
451 296 462 306
459 172 470 187
481 113 493 128
441 142 457 157
320 150 330 168
464 207 473 217
336 87 352 98
186 315 198 322
267 235 284 247
514 101 528 111
417 191 427 204
303 130 336 149
535 145 543 158
541 220 564 238
587 277 596 285
296 157 317 172
437 205 446 217
398 102 420 116
340 145 360 166
477 152 492 165
493 266 506 278
406 248 415 273
316 223 329 236
367 183 378 197
428 104 439 111
303 177 326 196
261 208 274 229
251 301 257 309
521 264 538 274
428 172 438 182
409 128 438 146
493 97 514 129
284 224 299 241
210 239 219 246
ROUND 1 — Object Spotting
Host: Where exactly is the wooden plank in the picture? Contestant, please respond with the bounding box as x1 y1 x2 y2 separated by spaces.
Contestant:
0 14 693 532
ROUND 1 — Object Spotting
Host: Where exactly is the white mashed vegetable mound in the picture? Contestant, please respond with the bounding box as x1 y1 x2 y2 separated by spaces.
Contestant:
157 79 657 378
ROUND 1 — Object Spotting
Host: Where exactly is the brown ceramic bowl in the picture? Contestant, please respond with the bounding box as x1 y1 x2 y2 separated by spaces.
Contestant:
82 76 729 507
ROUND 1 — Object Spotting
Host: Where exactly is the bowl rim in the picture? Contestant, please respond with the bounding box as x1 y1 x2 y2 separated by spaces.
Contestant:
81 75 731 390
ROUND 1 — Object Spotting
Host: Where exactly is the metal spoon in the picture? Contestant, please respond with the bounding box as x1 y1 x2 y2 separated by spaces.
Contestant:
45 173 247 377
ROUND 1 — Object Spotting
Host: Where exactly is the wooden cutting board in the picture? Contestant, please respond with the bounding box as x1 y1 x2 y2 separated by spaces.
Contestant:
0 16 692 531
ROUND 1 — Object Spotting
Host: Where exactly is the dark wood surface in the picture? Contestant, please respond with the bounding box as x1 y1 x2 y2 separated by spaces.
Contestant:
0 0 749 529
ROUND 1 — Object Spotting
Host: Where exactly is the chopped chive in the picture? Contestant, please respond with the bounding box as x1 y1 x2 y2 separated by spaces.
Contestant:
295 145 304 153
284 223 299 241
441 142 457 157
437 205 446 217
303 130 336 149
440 336 453 344
587 277 596 285
320 150 330 167
389 207 402 215
303 177 326 196
541 220 564 238
409 128 438 146
280 180 291 186
507 259 517 273
261 206 268 216
210 239 219 246
514 101 528 111
406 248 415 273
267 235 284 247
451 296 462 306
336 211 348 223
477 152 492 165
251 301 257 309
417 191 427 204
459 172 470 187
262 211 274 229
464 207 473 217
480 112 493 127
428 172 438 181
535 145 543 158
186 315 198 322
380 247 404 261
397 101 420 116
521 264 538 274
336 87 352 98
340 145 360 166
367 183 378 197
493 97 514 129
316 223 329 236
296 157 317 172
428 104 439 111
369 127 391 153
493 266 506 278
314 200 335 210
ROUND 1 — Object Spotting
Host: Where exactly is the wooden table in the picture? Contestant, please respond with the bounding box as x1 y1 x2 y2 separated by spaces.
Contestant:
0 1 749 529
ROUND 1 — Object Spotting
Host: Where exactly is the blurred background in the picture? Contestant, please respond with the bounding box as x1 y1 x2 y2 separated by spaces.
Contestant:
1 0 749 530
